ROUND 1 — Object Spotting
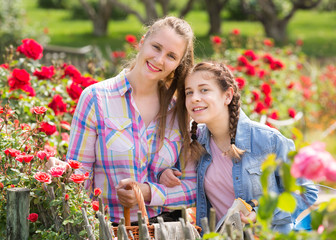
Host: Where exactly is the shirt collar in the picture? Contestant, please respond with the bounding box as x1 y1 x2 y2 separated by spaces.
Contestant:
116 69 132 96
235 109 251 153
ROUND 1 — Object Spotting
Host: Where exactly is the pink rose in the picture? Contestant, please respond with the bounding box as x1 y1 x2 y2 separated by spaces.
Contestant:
49 166 66 177
291 142 333 181
70 174 85 184
325 161 336 182
34 172 52 184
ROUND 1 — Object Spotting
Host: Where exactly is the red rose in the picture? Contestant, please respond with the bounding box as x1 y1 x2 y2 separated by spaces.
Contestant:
237 56 249 67
111 51 126 59
39 122 57 136
245 64 256 76
287 82 295 89
261 83 272 95
270 60 284 70
70 173 86 184
264 95 272 107
0 64 9 69
92 201 99 211
17 39 43 60
0 182 4 189
34 172 52 184
125 35 137 44
269 110 279 120
4 148 21 157
243 50 257 61
8 69 30 88
48 94 67 116
94 188 102 197
263 39 274 47
64 65 81 79
68 160 82 169
16 154 34 163
66 82 83 101
64 194 69 201
84 171 90 179
80 76 98 88
36 150 50 160
21 84 36 97
254 101 266 114
211 36 222 45
27 213 39 222
262 54 274 64
31 106 47 115
288 108 296 118
33 66 55 80
296 39 303 46
235 77 246 90
251 90 260 101
231 29 240 35
258 69 267 79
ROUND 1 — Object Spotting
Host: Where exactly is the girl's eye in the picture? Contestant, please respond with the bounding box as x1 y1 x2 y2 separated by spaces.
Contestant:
185 91 193 96
168 54 176 60
153 45 160 50
201 88 209 93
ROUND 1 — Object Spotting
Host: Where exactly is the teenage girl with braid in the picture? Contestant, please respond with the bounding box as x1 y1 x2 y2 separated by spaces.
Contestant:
159 61 318 233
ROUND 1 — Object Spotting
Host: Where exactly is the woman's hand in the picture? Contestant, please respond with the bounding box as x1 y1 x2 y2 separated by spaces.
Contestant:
240 210 257 224
159 169 182 187
116 178 151 208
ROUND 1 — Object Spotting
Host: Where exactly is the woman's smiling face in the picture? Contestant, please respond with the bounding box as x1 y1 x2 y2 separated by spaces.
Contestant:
136 26 187 82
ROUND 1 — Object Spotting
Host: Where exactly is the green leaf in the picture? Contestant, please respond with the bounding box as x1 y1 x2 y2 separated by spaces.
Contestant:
261 153 276 171
49 199 62 207
257 192 278 220
311 210 324 230
203 232 220 239
62 219 74 225
280 162 299 192
277 192 296 213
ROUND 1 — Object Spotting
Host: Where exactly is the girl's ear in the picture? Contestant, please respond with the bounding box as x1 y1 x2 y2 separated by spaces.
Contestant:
225 87 234 105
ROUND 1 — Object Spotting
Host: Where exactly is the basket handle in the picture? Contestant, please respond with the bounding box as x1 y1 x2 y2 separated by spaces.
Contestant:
123 182 148 226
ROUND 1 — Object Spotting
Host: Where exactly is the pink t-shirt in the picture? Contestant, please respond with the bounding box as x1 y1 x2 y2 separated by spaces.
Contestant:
204 137 235 222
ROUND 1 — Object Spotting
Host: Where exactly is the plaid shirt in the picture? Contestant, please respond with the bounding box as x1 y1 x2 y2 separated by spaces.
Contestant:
67 70 196 222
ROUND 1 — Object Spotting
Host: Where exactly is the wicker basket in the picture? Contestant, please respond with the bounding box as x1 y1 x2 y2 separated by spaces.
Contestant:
112 182 155 240
112 182 201 239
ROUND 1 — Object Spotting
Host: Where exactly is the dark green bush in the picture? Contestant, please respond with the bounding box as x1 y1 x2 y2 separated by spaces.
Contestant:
37 0 67 9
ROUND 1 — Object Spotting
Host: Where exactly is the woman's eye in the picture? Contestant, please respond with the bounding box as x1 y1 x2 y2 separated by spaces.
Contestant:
153 45 160 50
201 89 208 93
168 54 176 60
185 91 192 96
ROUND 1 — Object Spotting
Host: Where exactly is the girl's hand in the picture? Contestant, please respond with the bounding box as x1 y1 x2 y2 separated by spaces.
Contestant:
116 178 151 208
159 169 182 187
240 210 257 224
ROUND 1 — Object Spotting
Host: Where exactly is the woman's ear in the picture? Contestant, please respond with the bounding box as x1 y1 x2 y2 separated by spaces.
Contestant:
225 87 234 105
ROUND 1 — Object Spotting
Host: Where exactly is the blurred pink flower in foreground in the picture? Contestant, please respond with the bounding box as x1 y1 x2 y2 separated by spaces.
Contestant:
291 142 336 182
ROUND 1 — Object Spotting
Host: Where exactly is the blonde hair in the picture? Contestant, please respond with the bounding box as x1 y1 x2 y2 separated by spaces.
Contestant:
129 16 194 149
178 62 245 161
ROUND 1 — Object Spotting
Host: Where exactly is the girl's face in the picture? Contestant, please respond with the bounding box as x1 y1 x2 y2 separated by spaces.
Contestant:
136 26 187 82
185 71 231 125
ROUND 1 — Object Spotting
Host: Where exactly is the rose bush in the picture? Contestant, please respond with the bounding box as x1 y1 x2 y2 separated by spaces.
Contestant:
0 33 335 239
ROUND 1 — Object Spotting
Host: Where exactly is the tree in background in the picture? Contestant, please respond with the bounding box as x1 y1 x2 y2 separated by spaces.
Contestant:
204 0 229 35
240 0 322 43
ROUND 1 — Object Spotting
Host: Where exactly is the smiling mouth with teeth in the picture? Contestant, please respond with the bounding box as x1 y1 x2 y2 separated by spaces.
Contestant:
193 107 207 112
147 61 161 72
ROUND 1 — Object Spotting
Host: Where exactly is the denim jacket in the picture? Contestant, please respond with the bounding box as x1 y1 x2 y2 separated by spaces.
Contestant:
195 110 318 233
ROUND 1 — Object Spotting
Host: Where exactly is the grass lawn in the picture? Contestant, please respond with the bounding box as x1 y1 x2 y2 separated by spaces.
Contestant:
22 0 336 59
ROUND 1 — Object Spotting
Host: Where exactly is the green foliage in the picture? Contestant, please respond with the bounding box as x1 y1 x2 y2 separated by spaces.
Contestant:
37 0 67 9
